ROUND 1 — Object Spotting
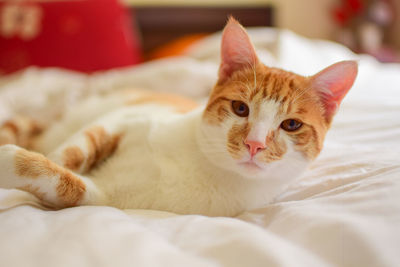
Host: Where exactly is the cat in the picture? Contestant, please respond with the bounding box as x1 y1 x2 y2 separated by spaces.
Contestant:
0 17 358 216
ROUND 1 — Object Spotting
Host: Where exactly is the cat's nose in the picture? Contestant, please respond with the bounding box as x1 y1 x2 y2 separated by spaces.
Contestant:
244 140 265 157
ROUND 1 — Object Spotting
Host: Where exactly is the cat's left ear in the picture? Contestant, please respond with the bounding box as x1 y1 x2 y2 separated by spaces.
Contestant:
218 17 259 84
311 61 358 122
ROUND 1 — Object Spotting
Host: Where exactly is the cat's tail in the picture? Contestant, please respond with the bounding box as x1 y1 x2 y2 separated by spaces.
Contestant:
0 115 43 149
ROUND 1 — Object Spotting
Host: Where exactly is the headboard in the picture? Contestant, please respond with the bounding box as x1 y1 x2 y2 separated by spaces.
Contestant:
130 6 274 54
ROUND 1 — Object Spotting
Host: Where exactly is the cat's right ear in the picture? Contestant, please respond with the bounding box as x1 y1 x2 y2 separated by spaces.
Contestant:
218 17 259 84
311 60 358 123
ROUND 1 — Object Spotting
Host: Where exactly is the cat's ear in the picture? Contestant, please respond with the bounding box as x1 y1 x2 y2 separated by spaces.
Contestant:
311 61 358 122
218 17 259 84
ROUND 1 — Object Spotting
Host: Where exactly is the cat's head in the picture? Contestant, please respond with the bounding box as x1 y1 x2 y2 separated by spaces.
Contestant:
198 17 357 179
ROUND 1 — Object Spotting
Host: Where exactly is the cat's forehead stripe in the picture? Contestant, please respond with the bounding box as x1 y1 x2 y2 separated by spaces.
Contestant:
205 96 229 113
237 68 301 105
296 107 308 115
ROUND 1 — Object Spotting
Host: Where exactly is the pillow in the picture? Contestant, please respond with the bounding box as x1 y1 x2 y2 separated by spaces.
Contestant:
0 0 141 75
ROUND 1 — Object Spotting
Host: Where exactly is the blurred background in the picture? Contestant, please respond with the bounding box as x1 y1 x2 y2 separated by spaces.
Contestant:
1 0 399 75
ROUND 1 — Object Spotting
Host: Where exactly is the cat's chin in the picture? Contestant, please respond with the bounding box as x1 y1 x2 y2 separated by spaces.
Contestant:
236 159 267 178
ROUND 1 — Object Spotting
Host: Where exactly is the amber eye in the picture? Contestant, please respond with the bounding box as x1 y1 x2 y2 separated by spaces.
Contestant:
281 119 303 132
231 101 249 117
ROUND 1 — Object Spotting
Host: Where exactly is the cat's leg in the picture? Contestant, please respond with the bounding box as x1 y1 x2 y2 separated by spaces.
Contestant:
0 144 104 208
0 115 43 148
47 123 122 174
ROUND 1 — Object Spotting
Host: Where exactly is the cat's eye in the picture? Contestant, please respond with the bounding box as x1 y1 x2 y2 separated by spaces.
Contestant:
231 101 249 117
281 119 303 132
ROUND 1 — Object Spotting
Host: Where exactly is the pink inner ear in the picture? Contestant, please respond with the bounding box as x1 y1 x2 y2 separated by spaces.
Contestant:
218 17 258 83
312 61 358 120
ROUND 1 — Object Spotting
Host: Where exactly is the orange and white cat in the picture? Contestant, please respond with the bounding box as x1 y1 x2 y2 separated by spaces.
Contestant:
0 18 357 216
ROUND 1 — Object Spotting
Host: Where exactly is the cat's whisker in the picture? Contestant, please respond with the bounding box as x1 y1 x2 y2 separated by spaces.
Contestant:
291 94 319 106
291 84 315 103
238 68 251 85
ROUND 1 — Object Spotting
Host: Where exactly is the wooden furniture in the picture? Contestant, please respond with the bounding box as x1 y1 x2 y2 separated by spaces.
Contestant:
130 6 274 54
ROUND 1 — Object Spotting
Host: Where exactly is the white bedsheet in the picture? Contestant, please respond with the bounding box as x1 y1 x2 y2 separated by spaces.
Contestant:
1 29 399 267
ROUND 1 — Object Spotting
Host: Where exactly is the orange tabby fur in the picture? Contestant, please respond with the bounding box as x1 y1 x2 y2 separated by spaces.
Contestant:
15 148 86 207
0 115 42 148
124 90 199 113
205 64 328 161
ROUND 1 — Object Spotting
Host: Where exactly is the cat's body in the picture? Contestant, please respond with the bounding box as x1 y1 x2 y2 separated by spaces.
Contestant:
32 90 299 216
0 18 358 216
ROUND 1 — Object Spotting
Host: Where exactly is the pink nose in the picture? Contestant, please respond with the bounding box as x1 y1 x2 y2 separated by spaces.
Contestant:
244 140 265 157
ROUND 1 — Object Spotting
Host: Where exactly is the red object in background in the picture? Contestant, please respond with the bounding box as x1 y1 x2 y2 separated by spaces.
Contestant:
333 0 364 26
0 0 142 74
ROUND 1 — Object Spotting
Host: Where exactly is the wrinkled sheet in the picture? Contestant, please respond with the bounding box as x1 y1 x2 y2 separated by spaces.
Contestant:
1 29 399 267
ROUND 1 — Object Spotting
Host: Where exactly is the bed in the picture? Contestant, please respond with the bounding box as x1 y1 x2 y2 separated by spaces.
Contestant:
0 28 400 267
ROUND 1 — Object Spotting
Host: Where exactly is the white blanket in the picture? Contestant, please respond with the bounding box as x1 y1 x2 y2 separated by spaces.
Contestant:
1 29 399 267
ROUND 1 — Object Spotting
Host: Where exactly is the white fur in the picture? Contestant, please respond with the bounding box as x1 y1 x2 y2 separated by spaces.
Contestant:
247 100 281 144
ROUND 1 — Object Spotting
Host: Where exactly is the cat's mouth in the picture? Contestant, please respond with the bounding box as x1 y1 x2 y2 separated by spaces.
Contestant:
238 159 263 170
